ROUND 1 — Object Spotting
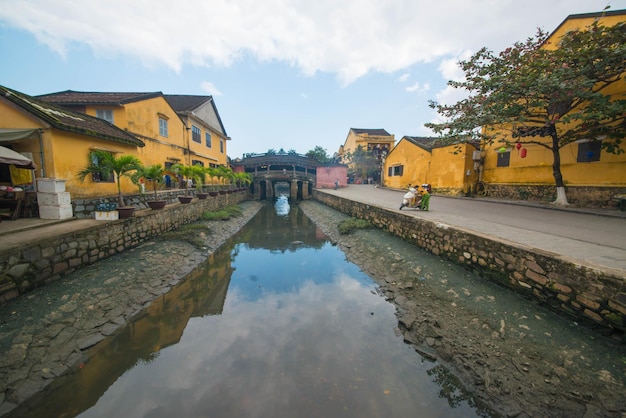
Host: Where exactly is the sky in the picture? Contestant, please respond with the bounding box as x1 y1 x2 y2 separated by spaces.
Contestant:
0 1 624 160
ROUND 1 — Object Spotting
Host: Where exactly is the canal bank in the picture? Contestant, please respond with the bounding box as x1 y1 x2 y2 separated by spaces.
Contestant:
0 191 250 304
312 187 626 336
0 189 624 417
0 201 264 417
298 200 626 418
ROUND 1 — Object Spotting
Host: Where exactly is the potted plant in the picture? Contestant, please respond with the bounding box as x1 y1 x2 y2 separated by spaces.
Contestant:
216 166 231 195
134 164 168 210
191 165 209 199
76 151 141 219
206 167 219 197
171 163 195 203
234 172 252 192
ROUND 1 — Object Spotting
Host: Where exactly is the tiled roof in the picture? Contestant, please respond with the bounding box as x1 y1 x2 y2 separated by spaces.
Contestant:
36 90 162 106
403 136 479 151
403 136 440 151
1 85 144 147
164 94 228 137
352 128 392 137
164 95 212 112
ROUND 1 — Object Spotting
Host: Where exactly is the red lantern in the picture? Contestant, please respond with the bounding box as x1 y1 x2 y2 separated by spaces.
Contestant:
516 142 522 150
520 148 527 158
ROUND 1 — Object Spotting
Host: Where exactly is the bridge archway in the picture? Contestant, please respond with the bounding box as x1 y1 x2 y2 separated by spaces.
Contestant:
232 151 319 201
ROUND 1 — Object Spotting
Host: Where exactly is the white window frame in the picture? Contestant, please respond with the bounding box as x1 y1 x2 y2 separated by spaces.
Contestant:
159 118 169 137
96 109 113 124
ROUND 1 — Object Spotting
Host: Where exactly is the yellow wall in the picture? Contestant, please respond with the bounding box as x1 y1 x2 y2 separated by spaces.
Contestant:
0 103 47 179
383 139 430 189
184 115 228 168
482 12 626 188
383 139 478 194
51 132 139 199
84 97 187 168
430 144 478 193
0 101 140 198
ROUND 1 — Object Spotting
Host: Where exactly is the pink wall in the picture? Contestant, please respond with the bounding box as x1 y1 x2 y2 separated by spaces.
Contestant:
316 166 348 188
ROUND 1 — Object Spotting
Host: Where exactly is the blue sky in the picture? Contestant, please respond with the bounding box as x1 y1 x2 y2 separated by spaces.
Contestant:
1 0 624 159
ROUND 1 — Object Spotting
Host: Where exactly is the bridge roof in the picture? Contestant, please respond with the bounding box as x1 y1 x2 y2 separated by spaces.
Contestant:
235 153 321 169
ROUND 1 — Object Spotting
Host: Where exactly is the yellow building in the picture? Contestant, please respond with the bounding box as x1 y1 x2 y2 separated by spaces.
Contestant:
37 90 229 170
337 128 395 182
0 84 144 200
0 85 233 204
383 136 479 195
480 10 626 205
164 95 229 169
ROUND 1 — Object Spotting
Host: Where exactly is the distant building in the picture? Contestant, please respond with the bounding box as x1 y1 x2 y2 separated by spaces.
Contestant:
337 128 394 183
383 136 479 195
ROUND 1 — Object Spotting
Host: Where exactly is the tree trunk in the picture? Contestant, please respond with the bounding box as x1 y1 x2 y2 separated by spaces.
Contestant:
550 131 569 206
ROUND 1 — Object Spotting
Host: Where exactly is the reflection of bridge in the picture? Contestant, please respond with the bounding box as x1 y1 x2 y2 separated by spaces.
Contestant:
233 151 319 200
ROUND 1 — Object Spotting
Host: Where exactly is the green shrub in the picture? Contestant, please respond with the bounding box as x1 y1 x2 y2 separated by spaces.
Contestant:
338 218 372 235
202 210 230 221
202 205 242 221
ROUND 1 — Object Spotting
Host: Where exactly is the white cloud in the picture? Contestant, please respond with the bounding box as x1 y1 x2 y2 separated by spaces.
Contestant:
405 81 430 95
0 0 620 85
397 73 410 83
200 81 222 96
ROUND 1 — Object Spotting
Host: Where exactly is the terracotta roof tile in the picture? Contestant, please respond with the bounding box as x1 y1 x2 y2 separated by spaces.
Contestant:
352 128 392 136
36 90 162 106
1 85 144 147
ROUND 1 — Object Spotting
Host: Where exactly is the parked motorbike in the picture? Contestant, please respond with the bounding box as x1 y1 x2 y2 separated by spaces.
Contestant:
399 187 421 210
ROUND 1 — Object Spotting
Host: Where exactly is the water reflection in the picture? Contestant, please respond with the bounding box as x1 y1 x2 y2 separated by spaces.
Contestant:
274 194 290 216
10 204 484 418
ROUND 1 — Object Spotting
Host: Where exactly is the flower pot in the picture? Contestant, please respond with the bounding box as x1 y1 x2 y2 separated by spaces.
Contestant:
178 196 193 204
218 190 227 195
196 193 209 200
147 200 167 210
209 192 219 197
117 207 135 219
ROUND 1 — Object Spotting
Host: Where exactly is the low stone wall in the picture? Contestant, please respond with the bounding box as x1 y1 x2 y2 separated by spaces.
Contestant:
72 188 238 219
313 190 626 334
484 184 626 209
0 191 248 304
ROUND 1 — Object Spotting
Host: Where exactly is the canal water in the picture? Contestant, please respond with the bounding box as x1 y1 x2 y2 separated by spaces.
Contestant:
9 199 488 418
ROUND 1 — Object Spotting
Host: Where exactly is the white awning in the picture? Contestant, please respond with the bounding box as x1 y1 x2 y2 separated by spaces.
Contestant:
0 146 35 169
0 128 40 142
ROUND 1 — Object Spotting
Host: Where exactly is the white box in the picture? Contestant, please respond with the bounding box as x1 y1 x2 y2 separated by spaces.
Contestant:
95 210 119 221
37 191 71 206
37 178 67 193
38 205 73 220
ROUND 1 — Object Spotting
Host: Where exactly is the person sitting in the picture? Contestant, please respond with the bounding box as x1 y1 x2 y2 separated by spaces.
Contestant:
419 188 430 211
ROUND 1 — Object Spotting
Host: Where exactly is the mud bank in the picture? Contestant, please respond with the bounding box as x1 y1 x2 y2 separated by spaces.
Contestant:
298 200 625 418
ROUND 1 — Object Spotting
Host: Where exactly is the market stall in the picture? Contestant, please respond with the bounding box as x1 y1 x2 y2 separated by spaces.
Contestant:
0 145 35 220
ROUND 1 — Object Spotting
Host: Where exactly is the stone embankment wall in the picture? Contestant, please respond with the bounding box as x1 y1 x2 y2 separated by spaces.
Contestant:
313 190 626 334
0 191 247 304
484 184 626 210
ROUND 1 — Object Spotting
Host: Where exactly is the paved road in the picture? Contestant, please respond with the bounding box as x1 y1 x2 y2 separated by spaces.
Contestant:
318 185 626 274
